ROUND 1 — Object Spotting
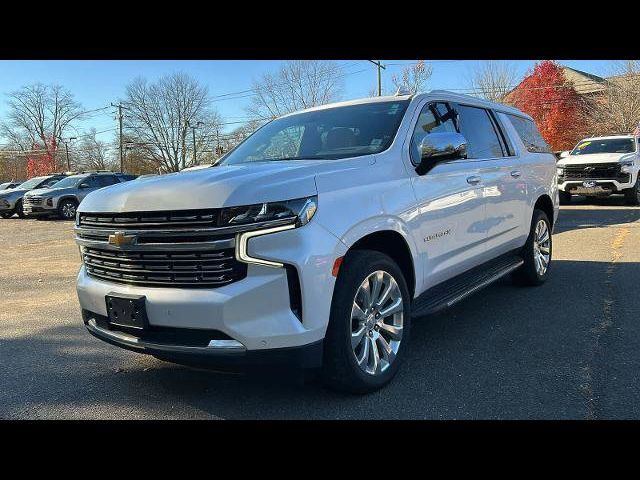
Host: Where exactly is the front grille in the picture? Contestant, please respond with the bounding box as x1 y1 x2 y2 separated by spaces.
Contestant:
83 247 247 288
25 197 42 205
561 163 624 180
79 209 222 230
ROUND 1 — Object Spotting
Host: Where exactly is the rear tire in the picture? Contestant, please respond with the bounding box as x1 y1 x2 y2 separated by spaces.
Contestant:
322 250 411 394
559 190 572 205
624 182 640 206
58 199 78 220
513 209 552 287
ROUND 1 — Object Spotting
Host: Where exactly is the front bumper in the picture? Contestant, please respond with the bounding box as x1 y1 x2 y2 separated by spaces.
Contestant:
82 310 323 367
76 220 346 362
558 176 635 195
23 205 55 216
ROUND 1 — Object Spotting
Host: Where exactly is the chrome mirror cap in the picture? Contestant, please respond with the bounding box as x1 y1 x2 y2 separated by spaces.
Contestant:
419 132 468 162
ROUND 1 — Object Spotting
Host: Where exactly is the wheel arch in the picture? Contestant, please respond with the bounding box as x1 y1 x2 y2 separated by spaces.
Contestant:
534 194 555 228
346 230 416 299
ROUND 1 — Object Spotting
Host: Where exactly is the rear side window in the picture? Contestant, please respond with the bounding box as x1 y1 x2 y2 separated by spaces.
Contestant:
506 114 551 153
96 175 119 187
456 105 505 159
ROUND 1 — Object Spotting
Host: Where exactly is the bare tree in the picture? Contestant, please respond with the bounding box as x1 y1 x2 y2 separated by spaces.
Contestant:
583 60 640 135
468 60 518 103
391 61 433 94
247 61 344 120
74 129 116 171
122 73 222 172
0 84 84 164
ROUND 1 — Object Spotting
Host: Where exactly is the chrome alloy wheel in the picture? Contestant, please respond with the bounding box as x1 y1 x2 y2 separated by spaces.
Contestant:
62 202 76 219
350 270 404 376
533 219 551 276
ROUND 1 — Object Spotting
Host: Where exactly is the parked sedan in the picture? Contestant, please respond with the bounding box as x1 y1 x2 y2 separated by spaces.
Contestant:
0 174 67 218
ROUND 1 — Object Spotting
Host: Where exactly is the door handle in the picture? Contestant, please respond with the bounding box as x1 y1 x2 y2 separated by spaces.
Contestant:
466 175 481 185
510 170 522 178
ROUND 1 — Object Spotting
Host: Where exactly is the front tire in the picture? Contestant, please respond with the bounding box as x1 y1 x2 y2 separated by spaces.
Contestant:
322 250 411 394
559 190 572 205
624 182 640 206
15 200 25 218
513 209 552 286
58 199 78 220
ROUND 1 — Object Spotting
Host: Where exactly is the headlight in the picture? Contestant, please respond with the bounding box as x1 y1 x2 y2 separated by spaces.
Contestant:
219 196 317 229
232 196 318 269
556 167 564 176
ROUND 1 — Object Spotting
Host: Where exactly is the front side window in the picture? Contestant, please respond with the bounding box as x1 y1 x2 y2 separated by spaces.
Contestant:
40 176 63 188
456 105 505 159
570 138 636 155
410 102 458 165
220 100 410 165
95 175 119 187
506 114 551 154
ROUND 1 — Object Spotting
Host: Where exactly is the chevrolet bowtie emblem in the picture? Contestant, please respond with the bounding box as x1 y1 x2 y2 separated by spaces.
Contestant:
108 231 137 247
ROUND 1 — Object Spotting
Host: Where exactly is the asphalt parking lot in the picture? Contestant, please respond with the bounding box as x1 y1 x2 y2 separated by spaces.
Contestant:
1 197 640 419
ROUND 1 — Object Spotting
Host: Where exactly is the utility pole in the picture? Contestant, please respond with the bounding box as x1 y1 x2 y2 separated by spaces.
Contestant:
188 121 204 168
111 103 127 173
58 137 76 171
368 60 386 96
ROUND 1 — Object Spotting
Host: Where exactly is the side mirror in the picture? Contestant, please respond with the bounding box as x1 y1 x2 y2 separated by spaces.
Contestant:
416 132 468 175
78 183 90 189
560 151 570 158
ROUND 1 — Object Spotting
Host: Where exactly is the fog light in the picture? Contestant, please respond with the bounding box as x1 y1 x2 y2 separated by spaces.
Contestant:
46 198 53 207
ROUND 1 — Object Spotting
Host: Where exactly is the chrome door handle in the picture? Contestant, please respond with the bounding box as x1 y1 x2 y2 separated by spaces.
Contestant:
510 170 522 178
466 175 481 185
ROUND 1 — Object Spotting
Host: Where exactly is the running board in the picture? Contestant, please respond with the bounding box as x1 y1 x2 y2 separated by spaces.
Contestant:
412 254 524 317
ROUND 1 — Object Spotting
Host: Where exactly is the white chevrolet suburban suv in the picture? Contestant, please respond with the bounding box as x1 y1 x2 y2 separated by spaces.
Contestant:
557 135 640 205
75 91 558 393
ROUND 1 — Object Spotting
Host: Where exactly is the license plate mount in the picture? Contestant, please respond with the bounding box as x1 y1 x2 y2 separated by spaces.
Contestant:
105 293 148 330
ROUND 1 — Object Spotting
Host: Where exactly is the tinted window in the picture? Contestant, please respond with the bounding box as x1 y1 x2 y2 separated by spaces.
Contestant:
410 102 458 165
96 175 119 187
220 100 410 165
570 138 636 155
456 105 505 159
506 114 551 153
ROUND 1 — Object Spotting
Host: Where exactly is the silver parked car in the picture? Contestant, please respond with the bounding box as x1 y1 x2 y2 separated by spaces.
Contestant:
23 172 133 220
0 174 67 218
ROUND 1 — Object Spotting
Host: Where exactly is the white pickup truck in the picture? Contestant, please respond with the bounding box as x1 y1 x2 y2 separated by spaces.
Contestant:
74 91 558 393
557 135 640 205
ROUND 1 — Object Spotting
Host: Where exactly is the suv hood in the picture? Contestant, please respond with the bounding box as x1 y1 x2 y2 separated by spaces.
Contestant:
0 187 30 200
558 152 637 166
24 187 58 197
79 159 366 212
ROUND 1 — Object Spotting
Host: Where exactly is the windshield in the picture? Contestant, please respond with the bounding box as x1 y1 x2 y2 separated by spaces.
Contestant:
571 138 637 155
17 176 48 190
220 100 410 165
48 175 85 189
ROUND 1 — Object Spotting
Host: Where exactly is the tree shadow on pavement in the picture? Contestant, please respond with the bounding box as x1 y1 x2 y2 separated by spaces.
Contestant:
3 258 640 420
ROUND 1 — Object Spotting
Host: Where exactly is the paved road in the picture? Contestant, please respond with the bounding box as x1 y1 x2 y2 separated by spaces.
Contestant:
1 197 639 419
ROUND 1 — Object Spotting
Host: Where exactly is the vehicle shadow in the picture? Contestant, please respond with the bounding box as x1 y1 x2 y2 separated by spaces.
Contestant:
3 258 640 419
556 196 640 233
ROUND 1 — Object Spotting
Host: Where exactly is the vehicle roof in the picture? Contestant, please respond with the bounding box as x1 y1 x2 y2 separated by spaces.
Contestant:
280 90 532 121
579 135 635 141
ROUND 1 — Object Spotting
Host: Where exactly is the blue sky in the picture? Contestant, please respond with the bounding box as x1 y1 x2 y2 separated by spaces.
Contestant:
0 59 616 144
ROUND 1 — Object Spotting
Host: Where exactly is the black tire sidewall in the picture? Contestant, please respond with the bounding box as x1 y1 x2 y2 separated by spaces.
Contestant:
15 200 24 218
522 210 552 285
323 249 411 393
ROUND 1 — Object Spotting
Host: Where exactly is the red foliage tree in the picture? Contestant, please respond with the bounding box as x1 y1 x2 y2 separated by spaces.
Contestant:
509 60 584 151
26 137 58 178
